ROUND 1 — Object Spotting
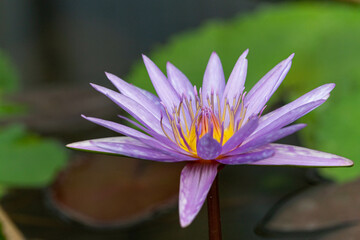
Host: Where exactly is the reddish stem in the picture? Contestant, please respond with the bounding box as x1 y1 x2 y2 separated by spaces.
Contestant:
207 173 222 240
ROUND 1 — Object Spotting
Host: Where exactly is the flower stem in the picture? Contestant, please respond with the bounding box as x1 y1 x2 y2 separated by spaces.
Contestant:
207 173 222 240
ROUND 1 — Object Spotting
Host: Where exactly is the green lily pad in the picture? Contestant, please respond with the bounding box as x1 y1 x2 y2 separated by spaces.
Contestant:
127 2 360 182
0 124 67 186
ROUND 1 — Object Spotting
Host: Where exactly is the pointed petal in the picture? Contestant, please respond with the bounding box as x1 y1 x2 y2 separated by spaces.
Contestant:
229 123 306 156
166 62 194 127
222 49 248 105
179 162 219 227
250 100 324 140
90 83 169 135
249 144 354 167
137 87 167 116
83 115 152 141
67 137 120 154
244 54 294 121
82 115 192 159
142 55 180 111
217 148 274 165
202 52 225 108
67 137 187 162
117 114 192 156
256 83 335 134
167 62 195 102
197 133 222 160
105 72 169 127
221 116 258 154
92 141 185 162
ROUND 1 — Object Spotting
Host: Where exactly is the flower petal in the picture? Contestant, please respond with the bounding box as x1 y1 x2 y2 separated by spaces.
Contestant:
229 123 306 156
67 137 118 154
117 114 192 156
83 115 152 140
68 137 187 162
137 87 167 116
197 133 222 160
222 49 248 105
142 55 180 111
250 99 325 140
105 72 170 127
202 52 225 110
217 148 274 165
221 116 258 154
167 62 195 102
244 54 293 121
82 115 193 159
248 144 354 167
255 83 335 134
179 162 219 227
166 62 194 127
90 83 169 135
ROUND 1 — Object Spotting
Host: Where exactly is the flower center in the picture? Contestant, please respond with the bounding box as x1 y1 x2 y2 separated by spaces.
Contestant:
160 88 248 157
197 107 221 140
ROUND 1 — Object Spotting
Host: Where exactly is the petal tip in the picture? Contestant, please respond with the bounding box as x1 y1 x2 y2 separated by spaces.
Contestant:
89 82 98 88
66 142 80 149
242 48 249 57
210 51 220 59
142 54 151 64
104 71 115 79
288 53 295 60
343 158 354 167
166 61 175 71
328 83 336 90
180 217 192 228
90 83 106 94
65 143 73 148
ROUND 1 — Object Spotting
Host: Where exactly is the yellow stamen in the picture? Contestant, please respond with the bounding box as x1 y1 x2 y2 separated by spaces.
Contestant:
181 103 189 134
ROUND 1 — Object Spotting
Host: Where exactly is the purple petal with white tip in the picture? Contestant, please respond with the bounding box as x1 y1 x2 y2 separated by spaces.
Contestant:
92 140 186 162
66 137 180 161
202 52 225 109
197 133 222 160
67 137 121 154
256 83 335 134
222 49 248 106
249 144 354 167
142 55 180 111
244 54 293 121
68 137 188 162
179 162 219 227
217 148 275 165
250 100 324 140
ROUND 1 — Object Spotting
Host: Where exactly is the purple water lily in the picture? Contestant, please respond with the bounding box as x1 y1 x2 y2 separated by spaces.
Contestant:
67 50 353 228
